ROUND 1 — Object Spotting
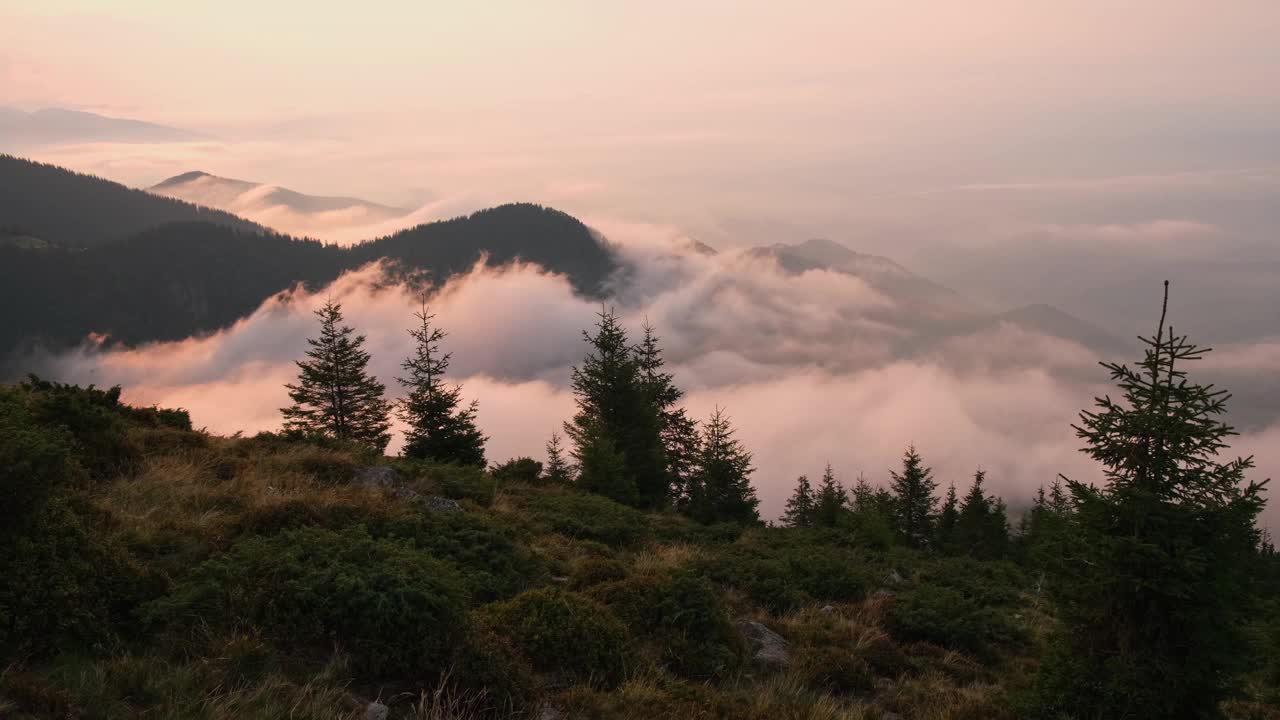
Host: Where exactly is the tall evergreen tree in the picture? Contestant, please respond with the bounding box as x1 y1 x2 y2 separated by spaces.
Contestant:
851 473 876 513
281 299 391 451
955 470 1008 559
782 475 816 528
543 431 572 484
936 481 960 553
1034 283 1268 719
813 463 849 528
636 321 699 503
396 301 486 466
888 445 938 548
686 407 759 524
575 417 638 506
565 308 665 507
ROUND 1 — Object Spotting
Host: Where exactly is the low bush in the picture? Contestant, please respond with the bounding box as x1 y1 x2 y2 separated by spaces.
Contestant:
147 525 467 678
480 587 627 687
795 644 874 695
451 621 538 713
695 538 871 613
591 569 743 680
886 584 1021 658
569 556 629 590
525 491 649 548
490 457 543 484
21 378 140 480
0 386 79 530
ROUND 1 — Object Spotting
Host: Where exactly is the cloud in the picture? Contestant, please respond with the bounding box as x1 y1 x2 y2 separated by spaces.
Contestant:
37 222 1279 529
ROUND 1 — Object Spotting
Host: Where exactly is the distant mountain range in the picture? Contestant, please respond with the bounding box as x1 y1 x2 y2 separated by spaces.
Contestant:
0 154 1122 375
150 171 412 239
0 107 203 147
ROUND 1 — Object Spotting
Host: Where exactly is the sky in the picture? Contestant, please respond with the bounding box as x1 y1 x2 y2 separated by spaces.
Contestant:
5 1 1280 520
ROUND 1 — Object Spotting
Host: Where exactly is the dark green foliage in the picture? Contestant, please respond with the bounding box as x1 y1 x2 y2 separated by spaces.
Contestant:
543 431 573 484
480 587 627 687
781 474 815 527
636 322 700 503
936 482 960 553
525 491 649 547
569 556 629 590
796 645 873 695
813 463 849 528
889 445 938 549
491 457 543 484
685 408 760 525
378 512 539 602
0 498 151 657
887 561 1025 658
565 308 667 508
591 570 744 680
396 302 487 466
954 470 1010 560
1034 286 1269 720
281 300 391 452
21 377 140 480
148 525 466 678
451 622 538 713
0 385 78 530
697 536 870 613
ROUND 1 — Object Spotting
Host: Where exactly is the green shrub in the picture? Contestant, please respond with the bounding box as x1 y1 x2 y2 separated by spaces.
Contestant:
480 587 627 687
380 512 540 602
591 569 743 680
491 457 543 484
695 539 869 613
0 498 152 656
451 621 537 713
391 458 498 506
148 525 467 678
525 491 648 547
120 404 192 431
886 584 1020 658
132 426 208 454
20 377 141 480
0 386 79 530
569 556 628 590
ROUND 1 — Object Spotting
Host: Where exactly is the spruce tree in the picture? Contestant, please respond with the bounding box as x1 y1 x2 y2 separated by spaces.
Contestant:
955 470 1008 559
936 481 960 553
636 322 699 503
888 445 938 548
565 308 665 507
813 463 849 528
851 473 876 513
1034 283 1268 719
686 407 759 524
543 431 572 484
782 475 816 528
575 417 638 506
281 299 391 451
396 301 486 466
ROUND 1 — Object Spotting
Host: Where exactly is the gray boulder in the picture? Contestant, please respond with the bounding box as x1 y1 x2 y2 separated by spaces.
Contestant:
735 619 790 667
353 466 402 488
365 701 389 720
423 495 462 513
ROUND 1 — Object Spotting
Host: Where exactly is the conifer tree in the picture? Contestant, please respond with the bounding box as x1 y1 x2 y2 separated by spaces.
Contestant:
396 301 486 466
636 322 699 503
686 407 759 524
565 308 665 507
575 417 638 506
813 463 849 527
955 470 1008 559
543 431 572 484
782 474 816 528
888 445 938 548
281 299 391 451
851 473 876 513
936 481 960 553
1034 283 1268 719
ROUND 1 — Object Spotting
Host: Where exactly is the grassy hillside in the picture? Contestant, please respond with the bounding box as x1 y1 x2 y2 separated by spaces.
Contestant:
2 380 1277 720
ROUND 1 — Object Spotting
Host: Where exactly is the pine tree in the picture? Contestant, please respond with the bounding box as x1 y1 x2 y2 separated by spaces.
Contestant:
636 322 699 504
936 481 960 553
575 417 638 506
543 431 572 484
955 470 1008 559
396 300 486 466
813 463 848 528
1034 283 1268 719
782 475 816 528
851 473 876 513
686 407 759 524
888 445 938 548
565 308 665 507
281 299 391 451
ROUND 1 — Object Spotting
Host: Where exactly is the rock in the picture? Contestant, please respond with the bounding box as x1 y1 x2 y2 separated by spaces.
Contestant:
365 702 389 720
873 677 894 691
550 575 570 584
882 713 903 720
538 708 566 720
884 569 905 586
873 588 897 600
819 604 836 615
735 619 790 667
353 466 402 488
422 495 461 513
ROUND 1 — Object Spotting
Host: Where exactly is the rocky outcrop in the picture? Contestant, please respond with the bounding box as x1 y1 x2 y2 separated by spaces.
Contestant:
735 619 790 667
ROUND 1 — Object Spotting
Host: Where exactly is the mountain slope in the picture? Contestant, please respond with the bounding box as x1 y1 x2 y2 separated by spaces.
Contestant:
0 107 202 146
150 171 410 239
0 155 266 248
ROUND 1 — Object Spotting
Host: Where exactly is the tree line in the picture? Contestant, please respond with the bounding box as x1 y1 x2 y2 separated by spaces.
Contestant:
279 284 1271 717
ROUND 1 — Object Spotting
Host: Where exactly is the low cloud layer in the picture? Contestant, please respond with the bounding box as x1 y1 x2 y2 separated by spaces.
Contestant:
40 222 1280 527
